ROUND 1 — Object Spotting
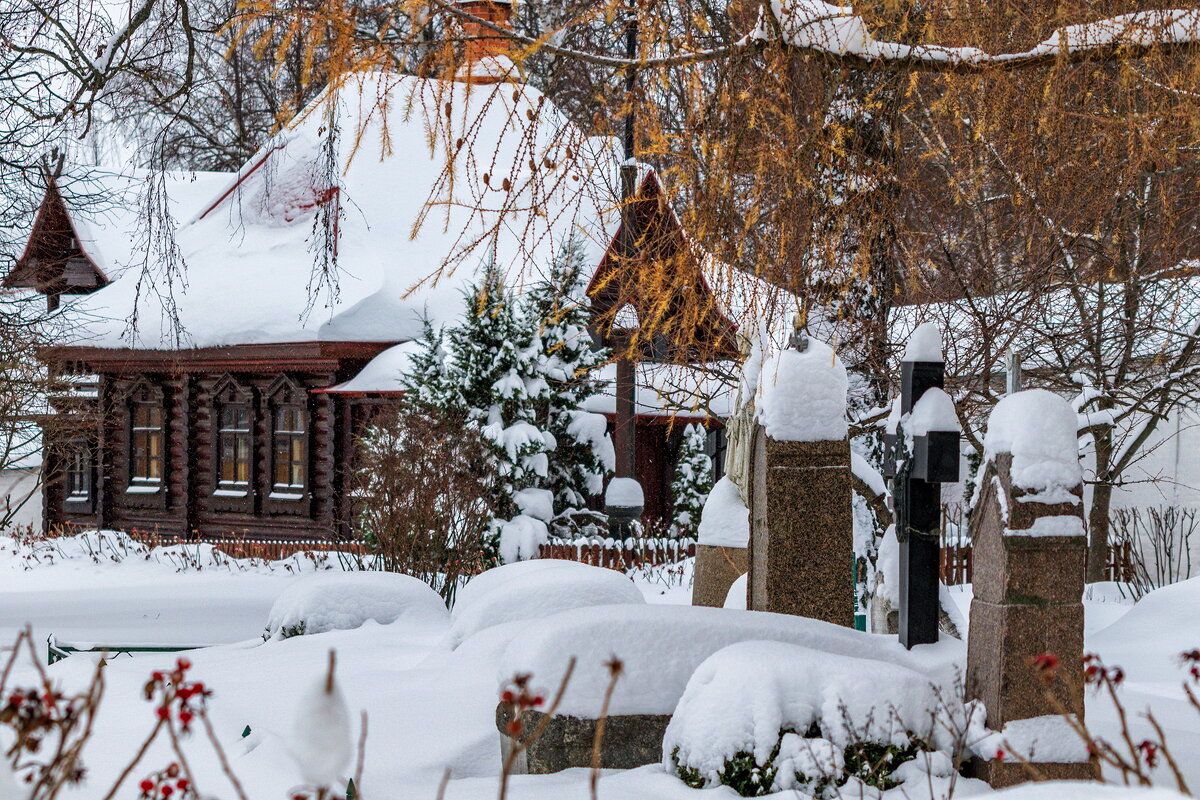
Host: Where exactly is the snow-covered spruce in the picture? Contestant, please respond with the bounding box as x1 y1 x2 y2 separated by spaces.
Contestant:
664 640 963 797
443 263 553 542
265 572 449 640
669 424 713 538
522 236 613 537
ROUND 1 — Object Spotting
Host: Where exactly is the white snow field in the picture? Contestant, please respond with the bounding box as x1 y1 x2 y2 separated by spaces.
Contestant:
0 531 1197 800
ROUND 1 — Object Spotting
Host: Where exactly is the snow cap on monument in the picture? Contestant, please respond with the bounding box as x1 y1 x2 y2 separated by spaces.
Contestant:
984 388 1082 493
605 477 644 509
903 322 944 363
755 336 848 442
909 388 960 435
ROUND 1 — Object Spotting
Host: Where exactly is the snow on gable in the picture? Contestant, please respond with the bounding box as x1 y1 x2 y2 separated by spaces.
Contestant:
63 72 621 350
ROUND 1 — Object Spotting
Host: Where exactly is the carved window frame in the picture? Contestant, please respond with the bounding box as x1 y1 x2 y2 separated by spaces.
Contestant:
126 380 165 493
211 375 255 505
264 375 311 515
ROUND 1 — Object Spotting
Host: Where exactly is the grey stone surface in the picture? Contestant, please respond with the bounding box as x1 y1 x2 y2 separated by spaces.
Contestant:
967 452 1096 787
692 544 747 607
748 432 854 626
496 705 672 774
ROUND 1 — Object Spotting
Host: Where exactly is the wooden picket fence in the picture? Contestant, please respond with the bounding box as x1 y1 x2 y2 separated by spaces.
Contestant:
538 536 696 570
937 539 1133 585
123 530 366 561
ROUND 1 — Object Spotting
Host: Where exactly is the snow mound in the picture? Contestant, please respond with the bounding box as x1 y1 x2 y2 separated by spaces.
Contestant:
909 388 960 435
513 489 554 522
498 514 549 564
903 322 945 362
967 710 1089 764
605 477 644 508
1090 575 1200 683
696 477 749 548
288 657 354 788
499 604 962 717
266 572 448 639
756 337 848 442
665 639 962 787
984 389 1081 494
724 573 748 609
449 561 644 648
994 784 1187 800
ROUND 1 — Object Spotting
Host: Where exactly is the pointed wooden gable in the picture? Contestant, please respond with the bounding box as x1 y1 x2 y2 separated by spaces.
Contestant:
587 171 740 364
5 178 109 304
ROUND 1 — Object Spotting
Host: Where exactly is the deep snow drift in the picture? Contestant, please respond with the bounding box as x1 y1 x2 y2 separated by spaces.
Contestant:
0 533 1197 800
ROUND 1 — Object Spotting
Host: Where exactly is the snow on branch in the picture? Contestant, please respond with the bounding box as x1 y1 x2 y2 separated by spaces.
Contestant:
428 0 1200 74
766 2 1200 69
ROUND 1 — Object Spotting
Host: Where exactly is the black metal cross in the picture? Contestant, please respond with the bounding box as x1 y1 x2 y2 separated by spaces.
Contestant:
884 332 960 649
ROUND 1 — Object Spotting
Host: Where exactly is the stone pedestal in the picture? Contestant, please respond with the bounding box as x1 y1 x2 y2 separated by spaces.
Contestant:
969 759 1097 788
747 434 853 626
497 705 671 774
967 451 1098 786
691 544 748 607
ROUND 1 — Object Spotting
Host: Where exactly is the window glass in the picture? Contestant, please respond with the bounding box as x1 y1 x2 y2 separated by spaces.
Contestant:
272 406 307 491
130 403 164 483
65 445 91 502
217 404 252 487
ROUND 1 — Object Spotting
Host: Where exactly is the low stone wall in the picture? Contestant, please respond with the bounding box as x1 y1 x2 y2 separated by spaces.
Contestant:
691 544 747 607
496 704 671 774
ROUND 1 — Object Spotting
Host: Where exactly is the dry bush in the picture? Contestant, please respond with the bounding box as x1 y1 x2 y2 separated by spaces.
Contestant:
353 406 496 603
1112 506 1199 599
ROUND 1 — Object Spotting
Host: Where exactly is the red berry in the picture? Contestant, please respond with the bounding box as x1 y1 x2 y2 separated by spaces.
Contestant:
179 710 194 725
176 779 189 791
176 658 191 671
506 719 523 736
139 779 155 793
191 682 204 694
156 707 170 720
532 695 545 707
151 671 164 683
161 785 173 797
995 749 1006 761
167 764 180 778
500 690 515 704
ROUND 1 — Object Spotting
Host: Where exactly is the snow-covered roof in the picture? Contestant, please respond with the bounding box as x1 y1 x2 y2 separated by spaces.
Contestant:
57 71 623 350
320 340 422 394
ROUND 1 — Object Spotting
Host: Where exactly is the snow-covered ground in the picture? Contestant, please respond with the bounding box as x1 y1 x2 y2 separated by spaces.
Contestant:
0 532 1196 800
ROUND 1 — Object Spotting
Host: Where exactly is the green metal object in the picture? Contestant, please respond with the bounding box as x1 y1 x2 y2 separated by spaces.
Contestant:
47 636 207 666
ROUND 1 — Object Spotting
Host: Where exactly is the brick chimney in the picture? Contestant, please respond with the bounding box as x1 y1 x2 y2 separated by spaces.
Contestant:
455 0 519 84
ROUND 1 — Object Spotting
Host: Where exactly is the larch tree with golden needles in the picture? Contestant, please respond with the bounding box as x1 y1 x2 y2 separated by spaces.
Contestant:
13 0 1200 576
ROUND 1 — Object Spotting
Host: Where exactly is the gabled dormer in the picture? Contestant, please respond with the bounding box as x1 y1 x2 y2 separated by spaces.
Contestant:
587 171 740 365
5 178 109 310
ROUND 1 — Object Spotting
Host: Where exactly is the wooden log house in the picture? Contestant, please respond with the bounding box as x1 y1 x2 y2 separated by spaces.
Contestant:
11 2 790 540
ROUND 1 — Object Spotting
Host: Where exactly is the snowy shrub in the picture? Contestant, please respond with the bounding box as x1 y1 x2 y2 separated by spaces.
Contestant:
448 559 643 647
669 424 712 539
265 572 449 640
353 405 496 600
664 640 962 796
